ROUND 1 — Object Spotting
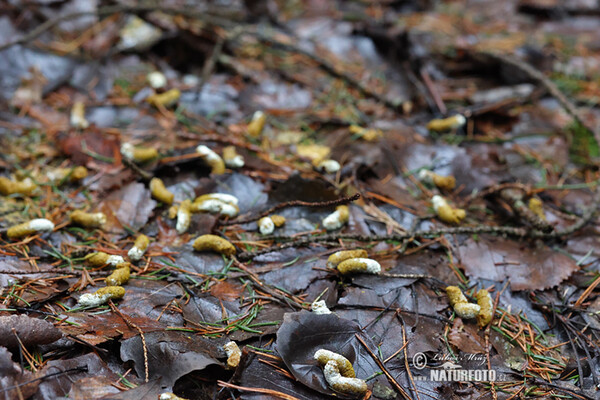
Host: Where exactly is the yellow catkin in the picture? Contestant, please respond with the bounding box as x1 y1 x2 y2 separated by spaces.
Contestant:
69 210 106 228
105 263 131 286
222 146 244 168
314 349 355 378
7 219 54 239
121 142 158 163
150 178 174 205
296 144 331 162
128 234 150 261
426 114 466 132
70 166 88 181
70 101 89 129
0 177 37 196
323 361 368 396
327 249 368 268
349 125 382 141
528 198 546 220
49 166 88 184
426 172 456 191
270 215 286 227
247 111 266 137
84 252 124 267
476 289 493 328
85 252 110 267
94 286 125 300
336 258 381 275
446 286 468 307
146 88 180 107
192 234 236 256
196 145 226 175
446 286 480 319
128 146 159 162
223 341 241 369
432 195 465 224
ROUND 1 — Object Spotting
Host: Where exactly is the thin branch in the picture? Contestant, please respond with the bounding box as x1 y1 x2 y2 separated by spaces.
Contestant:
355 333 412 400
222 193 361 226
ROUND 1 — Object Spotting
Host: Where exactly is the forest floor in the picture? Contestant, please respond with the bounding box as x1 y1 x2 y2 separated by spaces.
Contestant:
1 1 600 399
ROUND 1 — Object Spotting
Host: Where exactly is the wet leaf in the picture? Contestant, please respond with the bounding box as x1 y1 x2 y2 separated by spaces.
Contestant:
0 315 62 348
458 236 579 290
275 311 382 397
99 182 157 233
0 346 39 399
120 331 224 387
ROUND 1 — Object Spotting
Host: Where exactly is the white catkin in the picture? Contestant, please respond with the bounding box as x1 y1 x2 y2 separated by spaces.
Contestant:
27 219 55 232
431 195 447 212
219 203 238 217
78 293 111 308
454 303 481 319
127 246 145 261
258 217 275 235
106 255 125 266
196 199 223 213
451 114 466 128
176 208 190 234
196 145 221 163
70 109 89 129
323 210 344 230
196 199 238 217
314 349 350 367
311 300 331 314
225 155 244 168
317 160 341 173
418 169 433 184
207 194 238 205
147 71 167 89
356 258 381 274
120 143 135 160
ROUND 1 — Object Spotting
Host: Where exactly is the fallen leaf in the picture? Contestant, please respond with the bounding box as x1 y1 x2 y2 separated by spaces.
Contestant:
458 236 579 290
120 331 224 387
0 346 38 399
99 182 157 232
0 315 62 348
275 311 384 397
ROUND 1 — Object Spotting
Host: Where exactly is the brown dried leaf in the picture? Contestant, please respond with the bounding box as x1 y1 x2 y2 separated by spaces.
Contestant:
120 331 223 387
447 318 486 354
0 315 62 348
0 346 39 399
458 236 579 290
99 182 157 232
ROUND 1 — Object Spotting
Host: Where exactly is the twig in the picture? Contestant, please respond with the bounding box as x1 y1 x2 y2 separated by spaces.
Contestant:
355 333 412 400
109 300 149 382
419 67 446 115
401 324 421 400
0 366 88 392
221 193 360 226
121 157 153 181
498 188 553 232
231 257 304 309
238 184 600 260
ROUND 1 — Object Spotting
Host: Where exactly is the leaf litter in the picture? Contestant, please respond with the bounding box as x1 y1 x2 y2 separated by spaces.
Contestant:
1 1 600 399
